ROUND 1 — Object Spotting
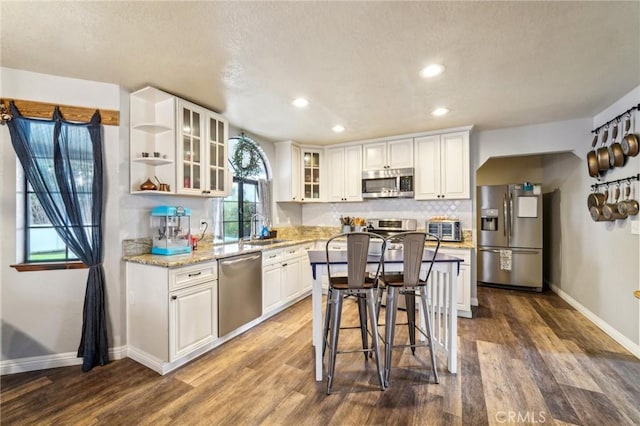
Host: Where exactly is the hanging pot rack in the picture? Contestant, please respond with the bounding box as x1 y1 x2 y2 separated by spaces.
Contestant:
591 104 639 135
590 173 639 190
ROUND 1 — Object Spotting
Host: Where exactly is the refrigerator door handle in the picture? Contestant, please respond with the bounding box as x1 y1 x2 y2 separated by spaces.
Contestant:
509 193 514 238
510 249 540 254
503 194 507 237
478 248 540 254
478 248 540 255
479 248 502 253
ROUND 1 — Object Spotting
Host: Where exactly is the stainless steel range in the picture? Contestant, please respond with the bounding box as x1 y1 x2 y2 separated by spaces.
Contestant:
366 218 417 237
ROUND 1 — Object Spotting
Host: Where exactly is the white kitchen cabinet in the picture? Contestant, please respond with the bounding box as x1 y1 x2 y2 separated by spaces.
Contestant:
129 87 176 194
326 145 363 202
363 138 413 171
126 261 218 374
275 141 301 202
262 243 313 316
414 131 470 200
275 141 324 202
262 248 284 314
301 149 323 202
281 257 301 303
170 280 218 361
129 87 229 197
438 247 472 318
176 99 229 197
299 243 313 293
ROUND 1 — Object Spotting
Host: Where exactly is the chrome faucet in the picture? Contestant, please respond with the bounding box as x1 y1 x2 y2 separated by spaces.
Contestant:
250 213 269 240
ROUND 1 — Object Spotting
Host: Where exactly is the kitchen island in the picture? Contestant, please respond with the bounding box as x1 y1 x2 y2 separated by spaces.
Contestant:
308 248 463 381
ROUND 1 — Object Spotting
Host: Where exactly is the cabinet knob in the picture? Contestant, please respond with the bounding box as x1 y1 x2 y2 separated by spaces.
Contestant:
171 295 177 300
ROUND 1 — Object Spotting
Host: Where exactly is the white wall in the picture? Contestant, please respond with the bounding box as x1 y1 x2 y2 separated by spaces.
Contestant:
476 155 544 186
475 85 640 348
0 68 124 362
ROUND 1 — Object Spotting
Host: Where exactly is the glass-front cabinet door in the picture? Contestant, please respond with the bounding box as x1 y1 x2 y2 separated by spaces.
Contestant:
302 149 322 201
207 113 228 195
177 100 205 195
177 100 228 196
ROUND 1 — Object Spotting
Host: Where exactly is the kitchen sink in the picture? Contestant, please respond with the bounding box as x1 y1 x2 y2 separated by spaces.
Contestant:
244 238 289 246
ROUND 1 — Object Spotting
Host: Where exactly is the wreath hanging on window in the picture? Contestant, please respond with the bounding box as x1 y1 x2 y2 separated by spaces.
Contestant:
229 133 263 178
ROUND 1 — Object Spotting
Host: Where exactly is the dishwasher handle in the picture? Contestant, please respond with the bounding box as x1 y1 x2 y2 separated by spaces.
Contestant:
220 254 262 266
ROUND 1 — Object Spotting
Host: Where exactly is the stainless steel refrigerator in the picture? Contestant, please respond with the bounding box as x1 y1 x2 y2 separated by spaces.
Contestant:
477 184 543 291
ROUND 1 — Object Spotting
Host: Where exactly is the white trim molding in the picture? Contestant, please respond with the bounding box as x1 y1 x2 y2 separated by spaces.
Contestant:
551 284 640 359
0 346 127 376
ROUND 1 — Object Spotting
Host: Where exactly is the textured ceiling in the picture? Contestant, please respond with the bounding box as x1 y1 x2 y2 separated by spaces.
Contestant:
2 1 639 145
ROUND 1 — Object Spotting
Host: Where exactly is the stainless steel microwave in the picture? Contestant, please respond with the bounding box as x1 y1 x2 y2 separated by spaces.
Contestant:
362 167 414 198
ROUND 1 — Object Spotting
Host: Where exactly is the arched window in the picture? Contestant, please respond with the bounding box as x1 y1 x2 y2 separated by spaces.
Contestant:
221 134 270 241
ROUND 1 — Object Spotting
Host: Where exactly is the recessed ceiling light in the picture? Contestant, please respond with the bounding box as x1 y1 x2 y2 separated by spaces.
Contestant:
431 107 449 116
332 125 345 133
292 97 309 108
420 64 444 78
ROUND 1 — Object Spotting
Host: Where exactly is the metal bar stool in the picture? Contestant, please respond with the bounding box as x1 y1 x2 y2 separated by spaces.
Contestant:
377 231 440 387
324 232 386 394
323 233 385 359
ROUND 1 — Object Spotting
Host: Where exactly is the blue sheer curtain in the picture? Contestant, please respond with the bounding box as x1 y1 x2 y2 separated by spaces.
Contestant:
7 102 108 372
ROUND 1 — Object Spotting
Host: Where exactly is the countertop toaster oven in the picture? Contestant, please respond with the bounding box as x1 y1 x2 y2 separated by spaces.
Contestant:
426 218 462 242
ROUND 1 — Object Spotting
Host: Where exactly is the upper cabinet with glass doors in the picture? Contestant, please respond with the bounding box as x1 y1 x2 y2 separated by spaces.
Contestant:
176 99 229 197
129 87 229 197
301 149 322 202
275 142 323 202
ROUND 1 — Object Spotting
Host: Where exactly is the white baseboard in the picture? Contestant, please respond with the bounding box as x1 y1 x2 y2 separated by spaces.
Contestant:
1 345 127 376
550 284 640 359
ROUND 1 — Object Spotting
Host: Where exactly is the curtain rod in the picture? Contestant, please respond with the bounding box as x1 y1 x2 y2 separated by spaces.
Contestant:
0 98 119 126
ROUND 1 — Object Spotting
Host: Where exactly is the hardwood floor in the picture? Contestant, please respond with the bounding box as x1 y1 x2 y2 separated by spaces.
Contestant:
2 286 639 425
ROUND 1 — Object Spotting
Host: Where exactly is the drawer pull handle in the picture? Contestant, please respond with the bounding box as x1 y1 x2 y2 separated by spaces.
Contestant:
171 295 177 300
188 272 202 277
281 263 288 267
268 255 277 259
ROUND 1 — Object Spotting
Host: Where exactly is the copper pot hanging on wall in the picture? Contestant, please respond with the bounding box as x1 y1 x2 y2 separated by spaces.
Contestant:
596 126 611 172
621 115 639 157
587 131 600 178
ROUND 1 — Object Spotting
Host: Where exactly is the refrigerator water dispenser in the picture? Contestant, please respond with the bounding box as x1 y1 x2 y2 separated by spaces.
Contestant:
480 209 499 231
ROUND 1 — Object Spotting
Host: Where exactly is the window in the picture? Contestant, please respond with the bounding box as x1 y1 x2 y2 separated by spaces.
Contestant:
18 120 94 264
26 184 81 262
222 177 259 241
219 135 269 242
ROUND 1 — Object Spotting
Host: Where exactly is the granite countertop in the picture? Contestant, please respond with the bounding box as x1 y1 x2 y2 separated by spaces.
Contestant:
122 238 316 268
123 229 474 268
426 239 475 250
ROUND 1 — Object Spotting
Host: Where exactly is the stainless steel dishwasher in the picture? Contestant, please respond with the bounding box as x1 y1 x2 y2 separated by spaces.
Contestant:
218 252 263 336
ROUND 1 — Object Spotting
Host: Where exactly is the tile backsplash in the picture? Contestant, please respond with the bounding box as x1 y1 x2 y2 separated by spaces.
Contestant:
302 198 473 229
